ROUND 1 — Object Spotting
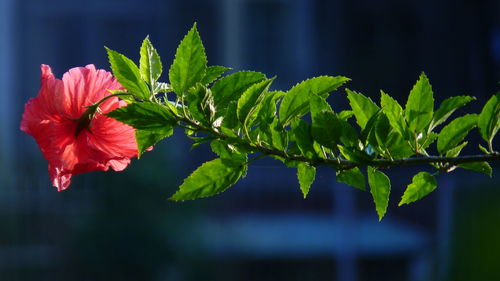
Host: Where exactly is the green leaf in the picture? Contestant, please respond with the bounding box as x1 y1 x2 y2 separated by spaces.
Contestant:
368 113 391 153
437 114 477 153
458 162 492 178
279 76 350 126
346 89 380 129
186 84 215 125
338 145 373 164
105 47 150 100
297 163 316 198
399 172 437 206
210 140 247 163
367 166 391 221
380 90 406 136
291 120 317 159
249 91 285 128
430 95 475 131
169 23 207 94
139 36 162 87
405 72 434 132
338 110 354 121
310 95 342 149
169 158 246 201
336 167 366 191
135 127 173 156
237 78 274 125
445 141 468 157
385 131 414 158
477 92 500 144
211 71 266 110
106 102 176 130
222 101 238 129
202 65 231 85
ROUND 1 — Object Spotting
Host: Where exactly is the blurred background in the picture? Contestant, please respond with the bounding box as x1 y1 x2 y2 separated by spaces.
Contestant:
1 0 499 280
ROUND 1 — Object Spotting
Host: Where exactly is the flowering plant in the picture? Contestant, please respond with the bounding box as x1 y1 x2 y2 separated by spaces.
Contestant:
22 23 499 220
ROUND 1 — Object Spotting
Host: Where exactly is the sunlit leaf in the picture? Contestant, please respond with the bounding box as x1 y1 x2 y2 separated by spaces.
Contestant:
169 158 247 201
405 72 434 132
430 95 475 131
279 76 349 126
368 166 391 221
399 172 437 206
140 36 162 86
297 163 316 198
336 167 366 191
346 89 379 129
458 162 492 177
477 92 500 145
106 47 151 100
169 23 207 94
437 114 477 153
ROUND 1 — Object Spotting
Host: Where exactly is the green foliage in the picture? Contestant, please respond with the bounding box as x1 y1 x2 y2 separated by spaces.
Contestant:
211 71 266 111
139 36 162 87
437 114 477 154
478 93 500 149
399 172 437 206
367 166 391 220
279 76 349 126
102 24 499 220
106 47 151 100
169 23 207 94
405 72 434 132
297 163 316 198
346 89 379 129
336 167 366 191
458 162 492 178
169 158 247 201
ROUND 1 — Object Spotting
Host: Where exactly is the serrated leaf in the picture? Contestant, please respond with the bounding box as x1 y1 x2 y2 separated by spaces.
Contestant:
338 145 373 164
385 131 414 158
405 72 434 132
237 78 274 125
169 23 207 94
106 102 176 130
201 65 231 85
477 92 500 144
169 158 246 201
297 163 316 198
210 140 247 163
338 110 354 121
336 167 365 191
291 120 317 159
211 71 266 110
430 95 475 131
399 172 437 206
346 89 380 129
419 132 438 150
249 91 285 128
380 90 406 136
154 82 173 93
310 95 342 149
222 101 238 129
279 76 350 126
437 114 477 153
140 36 162 86
367 166 391 221
445 141 468 157
136 127 172 156
458 162 492 177
105 47 150 100
369 113 391 153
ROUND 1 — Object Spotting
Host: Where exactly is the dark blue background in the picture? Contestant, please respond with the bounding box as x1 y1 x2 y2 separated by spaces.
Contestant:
1 0 499 280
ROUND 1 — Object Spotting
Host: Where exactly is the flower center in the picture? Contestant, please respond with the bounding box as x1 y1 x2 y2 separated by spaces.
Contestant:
74 104 99 137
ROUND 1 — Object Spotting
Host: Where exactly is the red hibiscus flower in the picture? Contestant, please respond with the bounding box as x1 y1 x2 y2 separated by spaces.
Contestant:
21 64 140 191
